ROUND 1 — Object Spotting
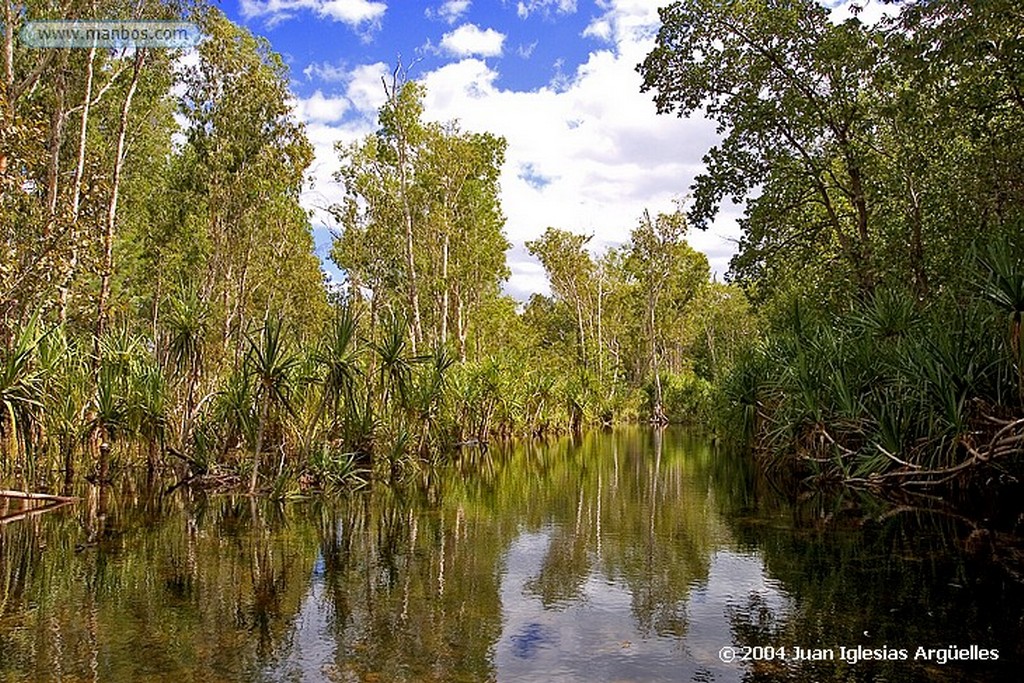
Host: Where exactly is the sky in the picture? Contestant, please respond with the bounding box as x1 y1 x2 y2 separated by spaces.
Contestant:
221 0 888 299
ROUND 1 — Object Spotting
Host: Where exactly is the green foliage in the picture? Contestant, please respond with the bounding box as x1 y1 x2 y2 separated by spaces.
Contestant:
650 372 713 425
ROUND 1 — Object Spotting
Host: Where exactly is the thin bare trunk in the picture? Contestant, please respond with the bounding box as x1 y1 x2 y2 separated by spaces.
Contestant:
3 0 13 100
907 177 928 298
596 275 604 377
575 297 586 366
649 292 664 422
45 63 67 221
455 284 467 362
249 393 270 494
95 50 145 360
440 231 450 344
401 183 422 354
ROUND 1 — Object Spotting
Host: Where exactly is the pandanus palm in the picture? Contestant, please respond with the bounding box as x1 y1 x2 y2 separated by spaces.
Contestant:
313 305 363 435
411 343 454 453
165 283 209 445
980 239 1024 404
39 331 89 487
245 316 298 494
0 315 45 474
371 314 416 416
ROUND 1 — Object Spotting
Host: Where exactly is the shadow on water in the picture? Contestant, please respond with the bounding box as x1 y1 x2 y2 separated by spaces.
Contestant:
1 428 1022 681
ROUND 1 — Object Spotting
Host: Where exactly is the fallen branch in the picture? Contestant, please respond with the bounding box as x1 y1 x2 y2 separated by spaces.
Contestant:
0 489 78 503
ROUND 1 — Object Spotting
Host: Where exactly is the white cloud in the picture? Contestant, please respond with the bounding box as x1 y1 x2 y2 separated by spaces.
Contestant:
239 0 386 29
295 0 740 296
582 18 612 42
439 23 505 57
290 64 388 231
345 61 390 113
582 0 659 46
516 41 537 58
303 61 350 82
516 0 577 20
426 0 471 24
318 0 386 25
293 90 350 123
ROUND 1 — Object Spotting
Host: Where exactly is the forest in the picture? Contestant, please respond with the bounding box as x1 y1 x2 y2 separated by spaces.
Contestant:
1 0 1023 507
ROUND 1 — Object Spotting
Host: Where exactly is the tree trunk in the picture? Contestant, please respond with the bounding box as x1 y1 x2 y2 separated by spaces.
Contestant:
596 275 604 377
401 183 422 354
3 0 13 101
45 62 67 222
574 297 586 366
249 393 270 495
907 177 929 298
649 292 665 423
440 231 450 345
395 112 423 353
60 46 98 321
455 284 467 362
95 50 145 362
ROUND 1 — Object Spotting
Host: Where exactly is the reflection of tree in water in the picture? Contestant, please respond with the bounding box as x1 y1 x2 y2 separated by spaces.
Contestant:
309 486 504 682
0 482 318 681
596 429 717 638
523 487 592 608
713 462 1024 683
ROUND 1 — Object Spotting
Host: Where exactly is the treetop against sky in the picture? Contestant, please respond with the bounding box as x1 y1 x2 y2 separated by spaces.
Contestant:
219 0 889 299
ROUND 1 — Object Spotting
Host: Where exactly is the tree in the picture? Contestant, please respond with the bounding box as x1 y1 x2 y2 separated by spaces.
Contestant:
625 209 708 419
639 0 882 298
332 79 508 358
526 228 596 366
178 8 325 353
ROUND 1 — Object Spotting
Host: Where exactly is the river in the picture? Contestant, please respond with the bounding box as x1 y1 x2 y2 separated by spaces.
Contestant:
0 428 1020 681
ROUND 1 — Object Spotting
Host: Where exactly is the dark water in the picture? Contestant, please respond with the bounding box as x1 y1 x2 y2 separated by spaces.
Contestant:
1 429 1022 682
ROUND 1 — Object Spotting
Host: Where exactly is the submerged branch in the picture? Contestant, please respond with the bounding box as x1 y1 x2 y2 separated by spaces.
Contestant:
0 489 78 503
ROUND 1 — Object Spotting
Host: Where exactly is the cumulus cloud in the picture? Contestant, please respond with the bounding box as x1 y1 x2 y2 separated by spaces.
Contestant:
239 0 386 29
303 61 350 82
426 0 471 24
293 0 741 295
291 62 388 231
319 0 387 24
439 23 506 57
516 0 577 20
292 90 350 123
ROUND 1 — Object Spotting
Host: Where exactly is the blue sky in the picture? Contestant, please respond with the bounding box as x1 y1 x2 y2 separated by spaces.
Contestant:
219 0 885 299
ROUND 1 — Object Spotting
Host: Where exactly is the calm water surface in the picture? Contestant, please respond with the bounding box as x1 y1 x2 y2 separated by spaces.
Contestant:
1 429 1022 681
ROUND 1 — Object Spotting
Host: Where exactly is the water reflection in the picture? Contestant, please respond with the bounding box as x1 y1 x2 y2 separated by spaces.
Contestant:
1 429 1021 681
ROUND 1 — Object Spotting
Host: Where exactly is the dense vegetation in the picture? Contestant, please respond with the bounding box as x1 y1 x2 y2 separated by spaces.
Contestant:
0 2 751 495
2 0 1024 504
641 0 1024 494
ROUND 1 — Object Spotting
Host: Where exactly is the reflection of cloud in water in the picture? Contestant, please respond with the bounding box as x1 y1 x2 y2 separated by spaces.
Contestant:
682 550 794 673
511 622 559 658
496 530 793 682
260 551 337 681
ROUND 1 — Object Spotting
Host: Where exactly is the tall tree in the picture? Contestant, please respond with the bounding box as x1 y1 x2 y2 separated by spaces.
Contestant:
178 8 325 352
333 80 508 358
625 209 708 418
526 228 596 367
639 0 882 299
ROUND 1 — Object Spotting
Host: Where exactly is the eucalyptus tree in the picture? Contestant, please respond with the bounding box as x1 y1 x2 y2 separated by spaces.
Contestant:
334 80 429 352
418 124 509 360
332 80 508 357
0 0 181 336
178 8 324 353
526 228 597 366
624 209 708 419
